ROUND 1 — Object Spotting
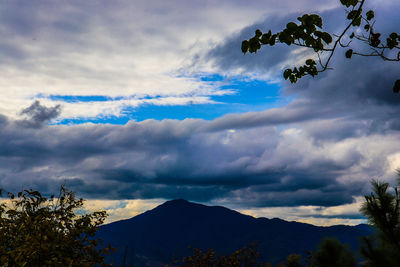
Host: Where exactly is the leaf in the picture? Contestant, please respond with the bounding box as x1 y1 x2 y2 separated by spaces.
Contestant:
347 10 358 20
349 0 358 6
248 37 260 53
390 32 398 39
261 34 270 44
366 10 375 20
387 38 397 49
314 31 324 39
305 35 314 47
345 49 353 58
283 69 292 80
286 22 297 31
315 38 324 51
393 79 400 93
340 0 357 7
370 33 381 47
269 35 276 46
241 40 249 54
305 59 315 65
340 0 350 7
321 32 332 44
279 32 292 45
351 16 362 27
309 14 322 28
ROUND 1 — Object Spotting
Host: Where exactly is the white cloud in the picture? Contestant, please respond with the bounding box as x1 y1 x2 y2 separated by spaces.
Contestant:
0 0 338 120
238 196 366 226
83 198 165 224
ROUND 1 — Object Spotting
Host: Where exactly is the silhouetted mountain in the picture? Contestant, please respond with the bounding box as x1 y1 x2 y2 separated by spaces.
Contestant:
97 199 372 266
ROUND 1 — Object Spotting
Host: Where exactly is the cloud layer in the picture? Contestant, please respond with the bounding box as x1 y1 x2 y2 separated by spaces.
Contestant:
1 101 399 206
1 0 400 225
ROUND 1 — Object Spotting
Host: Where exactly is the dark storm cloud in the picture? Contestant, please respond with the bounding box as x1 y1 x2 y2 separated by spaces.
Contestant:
204 102 322 131
205 2 400 134
1 108 399 208
206 7 347 78
18 101 61 128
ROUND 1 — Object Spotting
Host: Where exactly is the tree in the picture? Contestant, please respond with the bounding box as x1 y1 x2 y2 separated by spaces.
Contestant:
169 243 272 267
0 186 115 266
241 0 400 92
286 254 303 267
310 238 356 267
360 179 400 266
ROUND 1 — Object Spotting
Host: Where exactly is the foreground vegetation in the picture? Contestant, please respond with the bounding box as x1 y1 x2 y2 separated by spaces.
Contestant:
171 239 355 267
1 177 400 266
0 186 115 266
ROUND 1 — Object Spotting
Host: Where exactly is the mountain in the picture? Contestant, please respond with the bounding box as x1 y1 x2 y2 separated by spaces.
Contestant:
97 199 372 266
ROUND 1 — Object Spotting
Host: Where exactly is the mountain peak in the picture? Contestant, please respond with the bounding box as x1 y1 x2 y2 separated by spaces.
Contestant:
163 198 190 205
98 199 373 266
154 198 199 211
152 198 215 216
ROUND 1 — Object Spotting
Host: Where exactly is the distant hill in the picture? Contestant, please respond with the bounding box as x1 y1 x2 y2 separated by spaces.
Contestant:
97 199 372 266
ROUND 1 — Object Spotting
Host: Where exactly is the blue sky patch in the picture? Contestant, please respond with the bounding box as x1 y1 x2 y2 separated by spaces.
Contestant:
47 95 121 103
46 74 290 124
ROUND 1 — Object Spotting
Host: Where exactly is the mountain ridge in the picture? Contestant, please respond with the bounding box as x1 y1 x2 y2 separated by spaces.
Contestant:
97 199 371 266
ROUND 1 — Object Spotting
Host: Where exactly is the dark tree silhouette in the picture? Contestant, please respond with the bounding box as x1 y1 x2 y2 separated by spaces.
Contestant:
311 238 356 267
360 179 400 266
169 243 273 267
0 186 115 266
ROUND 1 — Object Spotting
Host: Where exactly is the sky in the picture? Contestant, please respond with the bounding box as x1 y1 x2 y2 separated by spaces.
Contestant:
0 0 400 226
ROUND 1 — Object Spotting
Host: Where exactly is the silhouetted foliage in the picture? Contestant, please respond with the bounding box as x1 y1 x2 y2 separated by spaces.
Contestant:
169 244 324 267
169 243 272 267
170 240 357 267
311 238 356 267
286 254 302 267
0 186 115 266
360 178 400 266
242 0 400 92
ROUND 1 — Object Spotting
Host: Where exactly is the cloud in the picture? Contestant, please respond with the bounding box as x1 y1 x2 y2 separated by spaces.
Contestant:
1 1 400 225
204 7 348 78
237 196 366 226
18 100 61 128
0 0 337 120
207 4 400 91
81 198 165 224
203 2 400 133
1 109 400 211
